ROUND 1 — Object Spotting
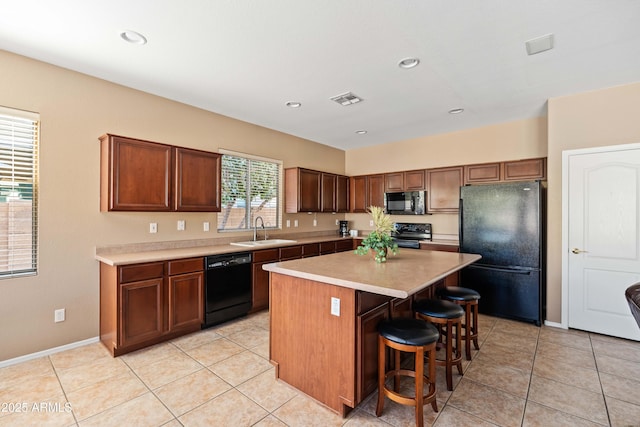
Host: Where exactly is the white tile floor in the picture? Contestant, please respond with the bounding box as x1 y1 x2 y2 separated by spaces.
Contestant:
1 310 640 426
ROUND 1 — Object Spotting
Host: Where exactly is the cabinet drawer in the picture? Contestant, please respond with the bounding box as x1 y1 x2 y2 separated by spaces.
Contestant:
320 241 336 254
119 262 165 284
167 257 204 275
302 243 319 258
336 239 354 252
357 291 392 315
280 245 303 260
253 248 279 263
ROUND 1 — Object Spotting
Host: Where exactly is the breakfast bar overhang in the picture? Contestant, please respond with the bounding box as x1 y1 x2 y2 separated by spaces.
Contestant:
263 249 481 416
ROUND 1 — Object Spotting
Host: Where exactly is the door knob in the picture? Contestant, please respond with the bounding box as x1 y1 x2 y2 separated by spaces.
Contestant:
571 248 588 254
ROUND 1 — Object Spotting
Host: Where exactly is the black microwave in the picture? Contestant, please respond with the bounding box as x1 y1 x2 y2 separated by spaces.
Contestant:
384 191 427 215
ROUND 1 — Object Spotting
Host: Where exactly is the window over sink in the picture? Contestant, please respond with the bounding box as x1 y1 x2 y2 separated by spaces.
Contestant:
217 150 282 232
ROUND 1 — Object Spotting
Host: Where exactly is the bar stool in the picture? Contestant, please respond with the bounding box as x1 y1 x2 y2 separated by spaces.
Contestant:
414 299 464 391
437 286 480 360
376 318 439 427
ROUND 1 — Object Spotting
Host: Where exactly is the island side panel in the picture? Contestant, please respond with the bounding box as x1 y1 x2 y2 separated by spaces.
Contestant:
269 272 356 416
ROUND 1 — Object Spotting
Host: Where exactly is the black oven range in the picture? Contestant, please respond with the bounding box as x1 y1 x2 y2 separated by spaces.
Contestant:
392 222 432 249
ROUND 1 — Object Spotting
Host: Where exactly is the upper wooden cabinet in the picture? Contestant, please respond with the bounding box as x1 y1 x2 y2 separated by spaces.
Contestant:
503 158 546 181
385 170 425 192
174 148 221 212
464 158 546 184
99 134 221 212
286 168 349 213
426 166 463 213
464 162 501 184
350 174 385 212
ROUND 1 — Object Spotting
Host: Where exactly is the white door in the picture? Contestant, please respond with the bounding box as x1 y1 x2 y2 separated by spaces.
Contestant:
566 145 640 341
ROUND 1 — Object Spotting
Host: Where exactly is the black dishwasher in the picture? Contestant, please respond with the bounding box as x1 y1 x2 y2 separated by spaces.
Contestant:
203 252 252 328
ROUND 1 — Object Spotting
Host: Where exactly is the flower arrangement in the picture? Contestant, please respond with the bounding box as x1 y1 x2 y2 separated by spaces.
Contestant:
355 206 399 263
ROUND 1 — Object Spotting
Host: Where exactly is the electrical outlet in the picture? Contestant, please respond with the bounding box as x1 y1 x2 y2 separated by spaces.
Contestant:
331 297 340 316
203 222 210 231
149 223 157 233
369 220 374 227
286 220 290 227
335 219 339 225
294 220 298 227
177 220 185 231
313 219 317 227
54 308 65 323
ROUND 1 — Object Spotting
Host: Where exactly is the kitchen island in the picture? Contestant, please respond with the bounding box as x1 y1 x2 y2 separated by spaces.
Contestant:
263 249 481 416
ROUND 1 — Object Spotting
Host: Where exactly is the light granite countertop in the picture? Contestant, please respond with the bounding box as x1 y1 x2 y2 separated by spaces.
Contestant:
263 249 481 298
95 235 354 266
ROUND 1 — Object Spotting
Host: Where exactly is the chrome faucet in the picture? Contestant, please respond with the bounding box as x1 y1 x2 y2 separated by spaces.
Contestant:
253 216 265 241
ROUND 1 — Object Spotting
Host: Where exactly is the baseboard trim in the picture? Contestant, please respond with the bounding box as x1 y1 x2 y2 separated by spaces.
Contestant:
543 320 564 329
0 336 100 368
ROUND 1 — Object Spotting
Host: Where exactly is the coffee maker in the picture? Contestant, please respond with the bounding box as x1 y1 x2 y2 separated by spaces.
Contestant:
338 220 349 237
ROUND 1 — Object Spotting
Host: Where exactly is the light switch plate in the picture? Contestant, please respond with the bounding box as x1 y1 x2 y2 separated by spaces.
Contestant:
203 222 210 231
331 297 340 316
149 223 158 233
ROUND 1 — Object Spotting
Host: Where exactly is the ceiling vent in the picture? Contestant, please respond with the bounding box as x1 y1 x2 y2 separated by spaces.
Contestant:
330 92 363 106
525 34 554 55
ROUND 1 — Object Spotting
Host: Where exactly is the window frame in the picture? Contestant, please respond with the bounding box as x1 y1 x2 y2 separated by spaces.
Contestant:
0 106 39 279
217 149 283 233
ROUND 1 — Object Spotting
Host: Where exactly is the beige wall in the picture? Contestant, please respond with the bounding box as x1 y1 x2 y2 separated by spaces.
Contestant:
3 45 638 361
0 50 345 361
546 82 640 323
344 117 548 235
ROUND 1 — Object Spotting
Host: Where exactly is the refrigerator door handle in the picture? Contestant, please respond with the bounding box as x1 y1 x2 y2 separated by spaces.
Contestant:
470 264 533 275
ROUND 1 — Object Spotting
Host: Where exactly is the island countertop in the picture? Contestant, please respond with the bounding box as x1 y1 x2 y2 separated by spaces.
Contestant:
263 249 481 299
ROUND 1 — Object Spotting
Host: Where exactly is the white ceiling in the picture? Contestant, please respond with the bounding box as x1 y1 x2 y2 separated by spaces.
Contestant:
1 1 640 151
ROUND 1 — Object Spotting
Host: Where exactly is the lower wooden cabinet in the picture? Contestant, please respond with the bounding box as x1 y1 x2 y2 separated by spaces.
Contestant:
100 257 204 356
356 301 389 403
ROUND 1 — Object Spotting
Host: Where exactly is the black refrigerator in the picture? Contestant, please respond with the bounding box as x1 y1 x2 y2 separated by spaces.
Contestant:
459 181 545 325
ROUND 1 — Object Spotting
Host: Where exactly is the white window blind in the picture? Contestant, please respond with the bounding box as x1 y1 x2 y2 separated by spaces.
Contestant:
217 150 282 232
0 107 38 278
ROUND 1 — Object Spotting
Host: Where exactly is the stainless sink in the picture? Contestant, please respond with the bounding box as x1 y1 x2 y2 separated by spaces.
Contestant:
230 239 297 247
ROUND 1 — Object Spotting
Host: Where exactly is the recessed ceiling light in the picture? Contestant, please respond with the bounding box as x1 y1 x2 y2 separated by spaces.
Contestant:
120 30 147 45
355 130 367 135
285 101 302 108
398 57 420 69
448 108 464 114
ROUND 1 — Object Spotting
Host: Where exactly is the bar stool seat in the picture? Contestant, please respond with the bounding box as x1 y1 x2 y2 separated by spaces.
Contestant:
376 318 439 427
414 299 464 391
437 286 480 360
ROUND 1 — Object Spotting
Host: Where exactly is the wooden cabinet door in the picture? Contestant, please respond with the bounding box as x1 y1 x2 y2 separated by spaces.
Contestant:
285 168 321 213
252 262 270 311
335 175 349 213
251 249 278 312
101 135 173 212
503 158 546 181
390 297 412 319
367 174 385 208
174 148 221 212
320 241 337 254
168 271 203 331
321 173 337 212
426 166 463 213
302 243 320 258
356 302 389 403
350 175 368 213
405 170 425 190
385 172 404 192
464 162 501 184
119 278 165 347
